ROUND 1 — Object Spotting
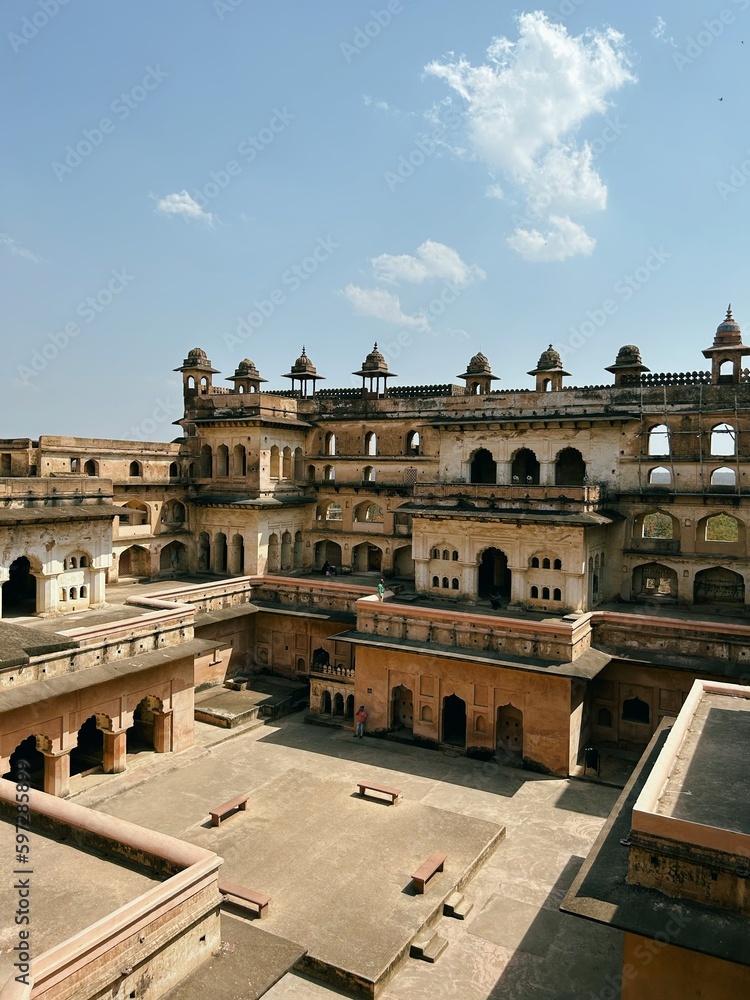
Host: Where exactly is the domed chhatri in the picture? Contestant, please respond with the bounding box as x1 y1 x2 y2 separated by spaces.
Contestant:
353 343 396 397
703 304 750 384
229 357 267 394
457 351 499 395
283 346 325 398
605 343 650 385
527 344 570 392
174 347 220 395
714 304 742 346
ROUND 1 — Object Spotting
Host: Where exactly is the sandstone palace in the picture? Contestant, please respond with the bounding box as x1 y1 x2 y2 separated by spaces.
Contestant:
2 308 750 787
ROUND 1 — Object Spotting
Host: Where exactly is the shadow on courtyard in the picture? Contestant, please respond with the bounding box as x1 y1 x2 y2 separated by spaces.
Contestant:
481 856 622 1000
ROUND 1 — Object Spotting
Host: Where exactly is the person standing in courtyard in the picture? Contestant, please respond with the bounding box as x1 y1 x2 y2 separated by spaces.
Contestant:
355 705 367 738
377 578 385 601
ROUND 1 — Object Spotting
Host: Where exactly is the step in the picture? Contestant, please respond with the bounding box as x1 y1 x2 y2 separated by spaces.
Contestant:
443 891 473 920
410 931 448 963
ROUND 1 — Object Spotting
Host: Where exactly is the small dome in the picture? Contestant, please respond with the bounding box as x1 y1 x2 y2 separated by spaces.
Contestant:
535 344 563 371
360 342 388 373
187 347 208 362
614 344 643 367
714 304 742 345
235 358 259 376
467 351 491 374
290 346 317 374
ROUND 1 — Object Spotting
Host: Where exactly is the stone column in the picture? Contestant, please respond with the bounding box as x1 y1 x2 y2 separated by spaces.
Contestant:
36 574 58 617
152 710 173 753
89 567 107 608
539 461 555 486
414 557 431 593
103 729 127 773
42 749 70 797
0 567 8 618
149 546 161 579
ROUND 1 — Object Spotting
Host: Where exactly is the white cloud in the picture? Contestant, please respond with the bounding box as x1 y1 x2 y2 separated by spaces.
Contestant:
425 12 635 260
153 190 215 225
0 233 41 262
506 215 596 263
651 16 675 46
485 183 505 200
371 240 486 287
342 284 431 331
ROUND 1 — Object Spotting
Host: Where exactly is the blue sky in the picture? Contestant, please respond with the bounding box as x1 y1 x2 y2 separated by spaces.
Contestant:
2 0 750 440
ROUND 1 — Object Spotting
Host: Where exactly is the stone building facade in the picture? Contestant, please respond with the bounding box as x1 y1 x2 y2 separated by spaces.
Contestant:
2 307 750 774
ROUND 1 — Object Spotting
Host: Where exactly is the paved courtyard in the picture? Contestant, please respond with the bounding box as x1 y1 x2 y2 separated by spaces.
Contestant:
70 713 623 999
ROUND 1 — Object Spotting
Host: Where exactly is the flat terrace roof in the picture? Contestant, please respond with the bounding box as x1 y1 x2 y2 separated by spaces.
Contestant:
0 817 159 986
631 681 750 853
560 719 750 968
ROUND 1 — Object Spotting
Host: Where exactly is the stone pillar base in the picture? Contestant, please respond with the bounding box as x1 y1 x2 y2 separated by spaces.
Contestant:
42 750 71 797
153 710 173 753
103 729 128 773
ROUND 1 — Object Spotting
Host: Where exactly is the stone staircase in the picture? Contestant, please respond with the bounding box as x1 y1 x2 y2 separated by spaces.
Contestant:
443 890 473 920
409 930 448 963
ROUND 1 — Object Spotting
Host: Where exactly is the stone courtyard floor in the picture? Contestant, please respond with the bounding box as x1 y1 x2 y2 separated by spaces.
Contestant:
69 713 623 1000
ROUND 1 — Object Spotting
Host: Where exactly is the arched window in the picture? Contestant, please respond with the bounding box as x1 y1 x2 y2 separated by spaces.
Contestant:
531 556 539 568
642 511 673 538
69 556 78 569
648 424 670 456
233 444 246 477
553 558 562 570
325 432 336 456
80 555 88 567
325 502 343 521
451 578 459 589
363 466 375 482
307 464 316 482
431 548 439 559
511 448 540 485
530 586 539 599
442 549 450 560
129 460 141 477
200 445 212 478
711 466 736 487
169 461 179 479
705 513 740 542
69 587 77 600
648 466 672 485
364 431 377 456
84 459 98 477
406 430 420 456
542 587 550 600
553 588 562 601
364 503 383 522
70 457 79 473
597 707 612 727
452 551 459 561
216 445 229 477
80 585 87 598
269 445 280 478
442 577 449 588
470 448 496 485
432 576 439 587
421 705 433 723
622 696 650 725
323 465 335 481
282 446 292 479
710 423 736 456
542 558 550 569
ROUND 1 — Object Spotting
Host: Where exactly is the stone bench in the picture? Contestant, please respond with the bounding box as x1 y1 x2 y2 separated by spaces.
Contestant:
209 794 249 827
411 852 447 894
219 881 271 919
357 780 401 804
